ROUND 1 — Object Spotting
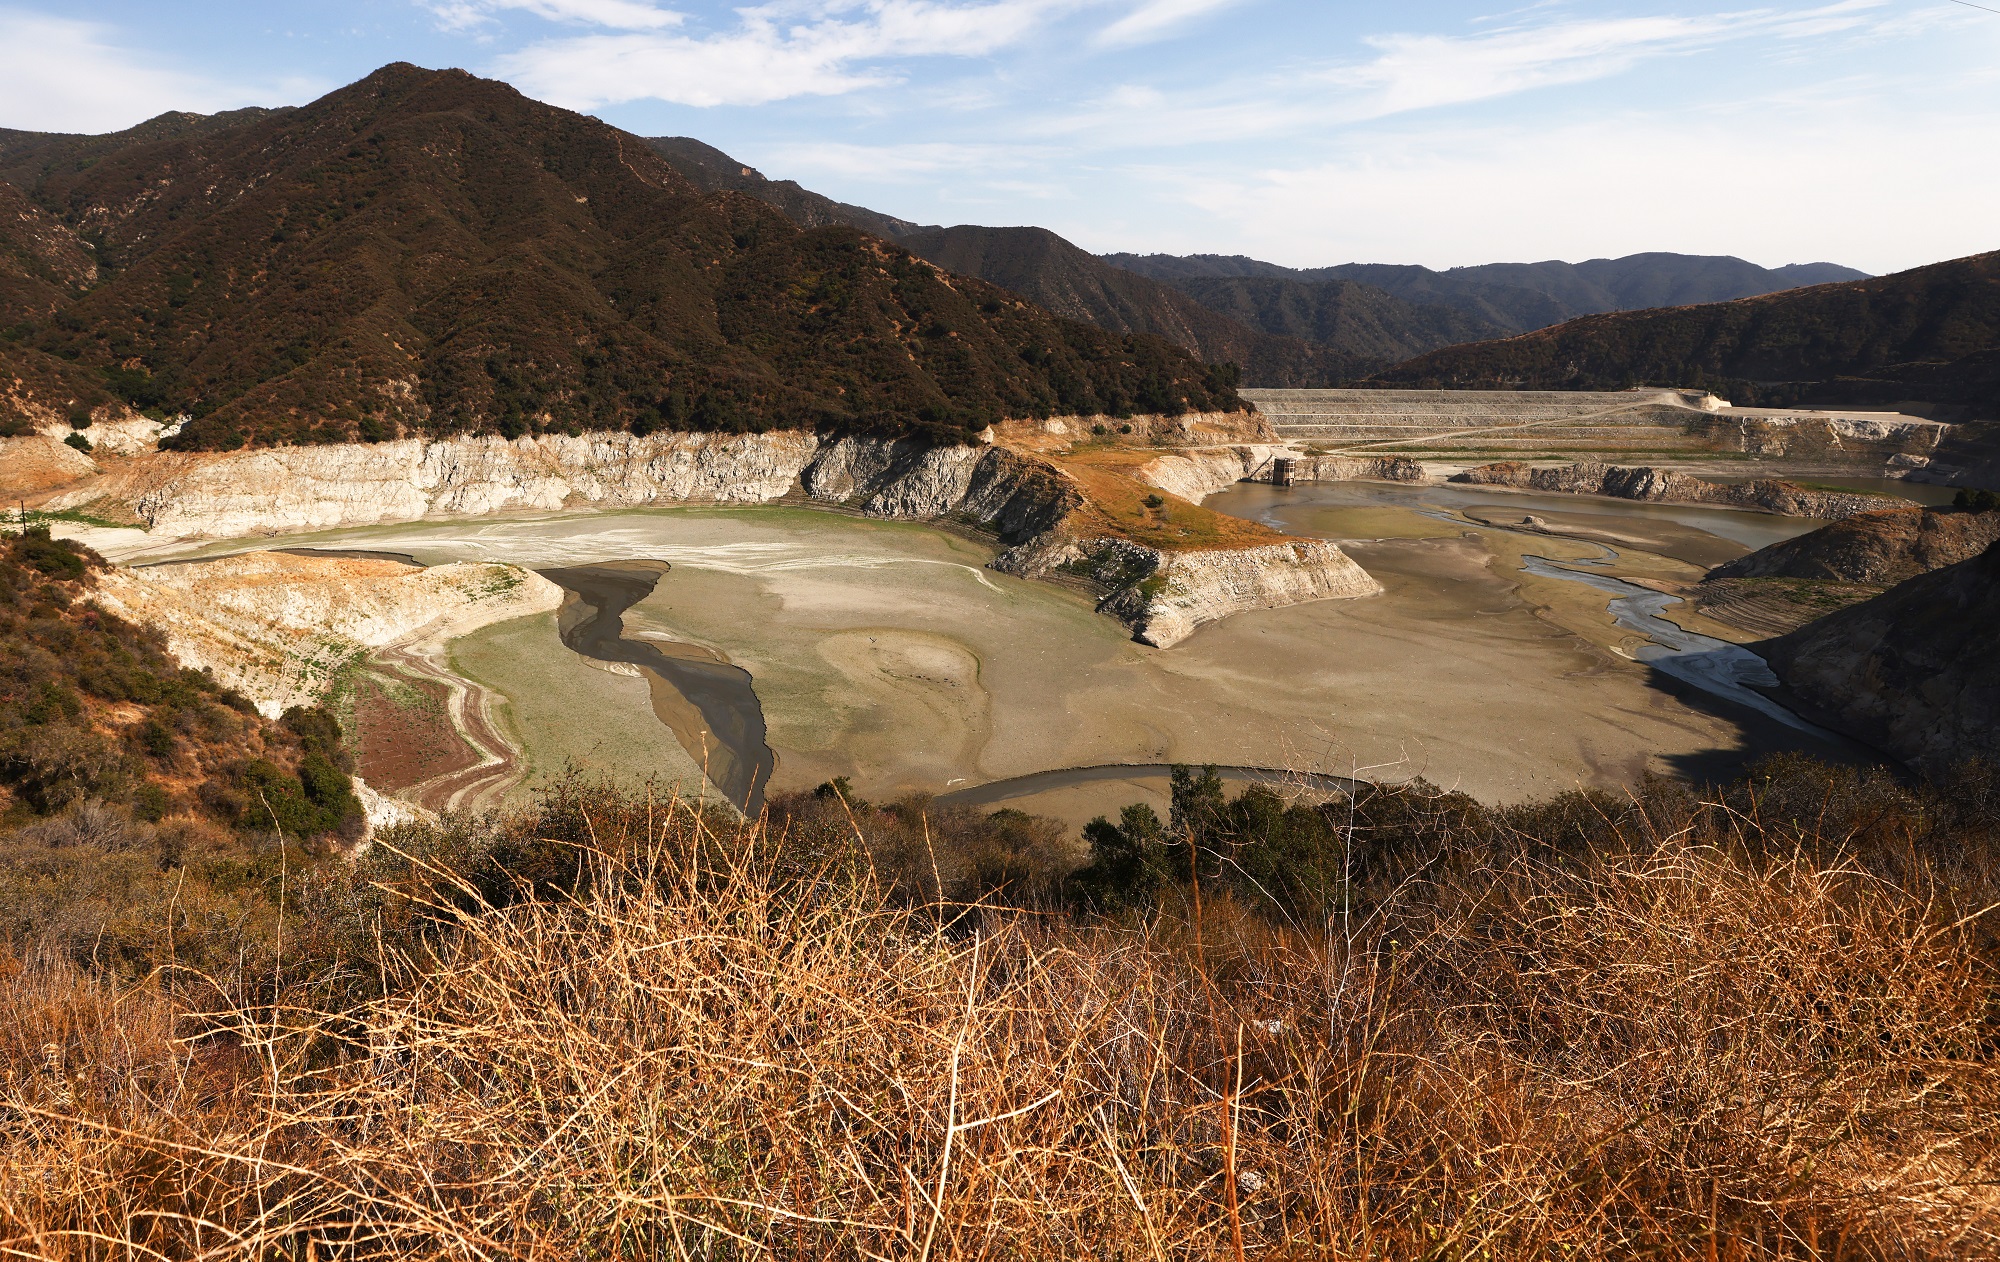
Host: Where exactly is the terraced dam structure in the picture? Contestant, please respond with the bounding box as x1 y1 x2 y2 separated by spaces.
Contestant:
1241 387 1952 470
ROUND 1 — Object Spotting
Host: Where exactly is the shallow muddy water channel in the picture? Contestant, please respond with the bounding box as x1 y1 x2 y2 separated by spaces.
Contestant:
543 562 774 812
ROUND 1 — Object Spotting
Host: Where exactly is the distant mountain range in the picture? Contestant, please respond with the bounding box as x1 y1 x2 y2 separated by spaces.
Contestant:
643 136 1882 389
1371 252 2000 411
646 138 1503 385
1105 253 1870 340
0 66 1241 449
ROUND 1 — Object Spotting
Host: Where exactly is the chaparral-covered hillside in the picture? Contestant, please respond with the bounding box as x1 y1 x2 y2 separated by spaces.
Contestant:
0 64 1242 450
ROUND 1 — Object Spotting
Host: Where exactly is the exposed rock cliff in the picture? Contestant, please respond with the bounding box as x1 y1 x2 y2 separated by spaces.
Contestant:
1761 542 2000 773
1709 507 2000 584
94 552 563 717
47 427 1374 648
1091 538 1381 647
1135 446 1427 502
1450 461 1900 520
51 432 825 538
1681 412 1948 463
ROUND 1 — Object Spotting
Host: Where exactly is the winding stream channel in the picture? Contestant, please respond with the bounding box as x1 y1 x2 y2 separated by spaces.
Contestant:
541 562 775 812
1515 557 1827 735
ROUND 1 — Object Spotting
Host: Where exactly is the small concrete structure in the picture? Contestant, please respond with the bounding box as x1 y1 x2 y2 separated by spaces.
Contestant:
1271 456 1295 487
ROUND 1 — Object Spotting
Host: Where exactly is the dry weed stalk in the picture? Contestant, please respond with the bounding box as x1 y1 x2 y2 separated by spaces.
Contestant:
2 789 1997 1259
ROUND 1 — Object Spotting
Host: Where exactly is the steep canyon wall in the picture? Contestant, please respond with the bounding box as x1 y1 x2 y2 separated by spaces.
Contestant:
51 429 1373 648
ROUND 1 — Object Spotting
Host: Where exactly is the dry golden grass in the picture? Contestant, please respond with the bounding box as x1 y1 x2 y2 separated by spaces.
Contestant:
2 788 1997 1260
1052 453 1287 551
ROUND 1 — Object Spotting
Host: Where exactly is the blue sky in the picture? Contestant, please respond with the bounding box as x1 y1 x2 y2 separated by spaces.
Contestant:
1 2 1995 274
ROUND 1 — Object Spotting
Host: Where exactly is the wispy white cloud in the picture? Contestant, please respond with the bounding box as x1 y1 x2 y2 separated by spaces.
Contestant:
428 0 689 32
762 139 1035 178
1327 4 1884 119
1096 0 1244 46
0 9 304 133
492 0 1077 108
1036 2 1897 146
1153 84 1999 275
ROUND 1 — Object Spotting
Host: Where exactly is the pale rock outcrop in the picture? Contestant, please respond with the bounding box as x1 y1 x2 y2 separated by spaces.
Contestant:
354 778 435 834
1095 539 1381 648
1451 461 1901 520
94 552 562 717
1136 447 1285 501
0 433 97 499
1137 446 1427 502
35 415 173 455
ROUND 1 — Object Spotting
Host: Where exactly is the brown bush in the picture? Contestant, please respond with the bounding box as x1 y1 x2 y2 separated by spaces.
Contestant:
2 776 1996 1260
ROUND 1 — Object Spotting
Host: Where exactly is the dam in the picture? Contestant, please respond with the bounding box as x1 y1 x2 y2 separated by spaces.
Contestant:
1240 387 1950 467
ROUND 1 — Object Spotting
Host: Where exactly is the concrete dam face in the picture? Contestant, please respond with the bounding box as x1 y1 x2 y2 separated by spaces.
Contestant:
1238 387 1948 467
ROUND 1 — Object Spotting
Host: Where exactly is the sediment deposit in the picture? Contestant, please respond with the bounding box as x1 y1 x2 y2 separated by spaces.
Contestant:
94 552 563 717
1450 461 1901 520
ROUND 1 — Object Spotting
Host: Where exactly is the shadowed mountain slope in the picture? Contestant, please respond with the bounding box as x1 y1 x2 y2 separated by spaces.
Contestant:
1763 540 2000 772
1369 252 2000 412
0 186 124 434
893 225 1365 387
1108 251 1870 335
1153 274 1505 357
641 139 1491 385
0 66 1240 449
641 136 927 242
0 181 97 324
1711 505 2000 585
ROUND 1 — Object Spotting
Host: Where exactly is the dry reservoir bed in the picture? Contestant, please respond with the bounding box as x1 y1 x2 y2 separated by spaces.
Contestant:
140 493 1863 824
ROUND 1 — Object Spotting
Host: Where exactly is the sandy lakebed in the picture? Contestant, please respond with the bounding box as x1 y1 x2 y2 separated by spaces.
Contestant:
119 483 1870 826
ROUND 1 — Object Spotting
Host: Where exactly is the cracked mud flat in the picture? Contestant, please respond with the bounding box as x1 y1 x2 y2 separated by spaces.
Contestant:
133 501 1872 826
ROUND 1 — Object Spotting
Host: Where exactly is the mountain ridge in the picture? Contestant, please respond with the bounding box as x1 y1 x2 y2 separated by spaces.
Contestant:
1106 251 1871 336
1367 251 2000 413
642 139 1510 385
0 64 1242 449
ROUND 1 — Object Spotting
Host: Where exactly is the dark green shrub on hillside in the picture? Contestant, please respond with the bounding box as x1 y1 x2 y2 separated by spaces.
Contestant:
1064 754 2000 945
767 782 1079 905
0 529 349 833
1954 487 2000 512
1072 765 1490 919
12 526 88 580
1071 803 1173 911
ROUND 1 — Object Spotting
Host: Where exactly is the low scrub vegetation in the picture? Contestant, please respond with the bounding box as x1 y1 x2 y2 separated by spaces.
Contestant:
3 752 1997 1258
